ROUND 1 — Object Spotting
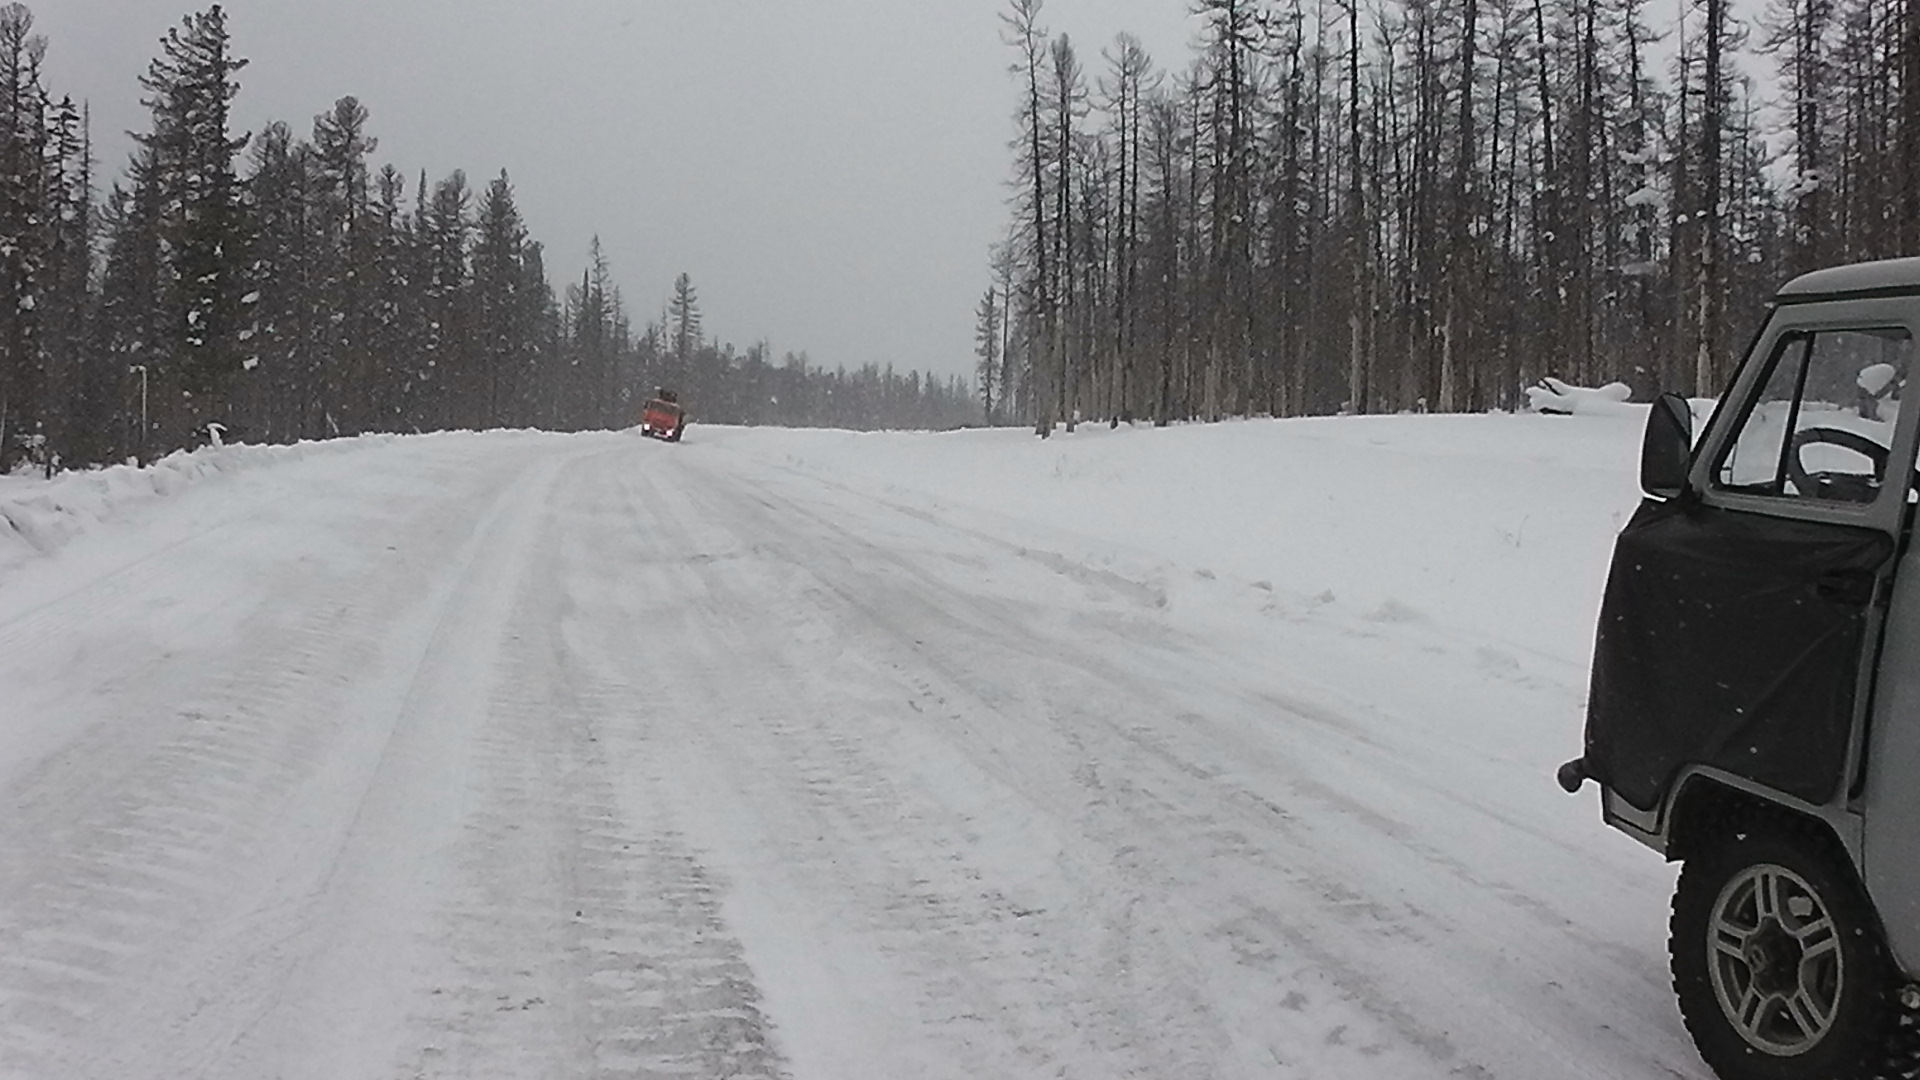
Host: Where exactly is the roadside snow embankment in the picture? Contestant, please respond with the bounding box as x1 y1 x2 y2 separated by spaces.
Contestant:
0 445 306 559
5 414 1663 669
702 411 1653 668
0 438 406 579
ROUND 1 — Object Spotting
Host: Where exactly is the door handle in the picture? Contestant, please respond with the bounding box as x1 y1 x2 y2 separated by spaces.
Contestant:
1816 569 1877 605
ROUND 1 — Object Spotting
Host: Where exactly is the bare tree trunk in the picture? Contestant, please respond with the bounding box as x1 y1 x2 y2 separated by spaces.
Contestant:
1904 0 1920 250
1441 0 1479 413
1346 0 1369 414
1002 0 1055 436
1696 0 1725 395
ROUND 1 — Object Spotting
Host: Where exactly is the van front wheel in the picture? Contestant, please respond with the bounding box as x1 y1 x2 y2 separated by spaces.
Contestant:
1671 819 1896 1080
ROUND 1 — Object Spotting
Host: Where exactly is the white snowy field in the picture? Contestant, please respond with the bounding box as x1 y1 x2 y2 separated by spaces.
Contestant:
0 414 1704 1079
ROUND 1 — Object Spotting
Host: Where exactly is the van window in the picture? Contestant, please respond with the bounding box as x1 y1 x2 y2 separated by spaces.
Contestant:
1714 327 1911 502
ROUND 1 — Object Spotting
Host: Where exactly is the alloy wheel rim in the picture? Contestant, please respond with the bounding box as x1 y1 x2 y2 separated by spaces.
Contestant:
1707 862 1844 1057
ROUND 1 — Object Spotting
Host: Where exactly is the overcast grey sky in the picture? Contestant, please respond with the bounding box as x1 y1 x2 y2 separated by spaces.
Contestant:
38 1 1198 381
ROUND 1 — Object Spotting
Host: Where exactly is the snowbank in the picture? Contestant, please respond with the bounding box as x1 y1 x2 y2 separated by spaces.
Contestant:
0 436 398 578
1525 378 1722 434
0 412 1669 669
1525 377 1635 415
699 411 1653 666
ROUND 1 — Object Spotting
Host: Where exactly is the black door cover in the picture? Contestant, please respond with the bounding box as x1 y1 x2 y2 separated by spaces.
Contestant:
1585 497 1892 811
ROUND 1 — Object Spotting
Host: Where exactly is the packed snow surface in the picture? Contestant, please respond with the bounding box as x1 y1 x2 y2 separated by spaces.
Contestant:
0 413 1707 1078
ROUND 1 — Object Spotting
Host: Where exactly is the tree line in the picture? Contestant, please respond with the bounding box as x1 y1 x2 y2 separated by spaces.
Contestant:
0 4 973 475
979 0 1920 432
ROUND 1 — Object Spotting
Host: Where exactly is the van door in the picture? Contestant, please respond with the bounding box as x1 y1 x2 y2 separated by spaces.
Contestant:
1585 302 1917 816
1864 508 1920 973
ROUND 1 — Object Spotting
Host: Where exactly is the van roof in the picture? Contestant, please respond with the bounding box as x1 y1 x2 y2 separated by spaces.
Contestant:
1777 257 1920 303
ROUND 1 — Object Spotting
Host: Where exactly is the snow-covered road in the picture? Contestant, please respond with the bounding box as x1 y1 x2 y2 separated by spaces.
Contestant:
0 422 1709 1078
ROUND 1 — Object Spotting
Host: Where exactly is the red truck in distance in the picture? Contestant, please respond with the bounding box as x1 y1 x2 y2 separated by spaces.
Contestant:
640 390 686 442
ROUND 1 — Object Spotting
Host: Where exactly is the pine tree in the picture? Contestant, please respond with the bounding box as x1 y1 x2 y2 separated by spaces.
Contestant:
419 169 470 430
42 94 96 470
974 285 1001 423
365 163 414 429
471 169 527 428
0 3 46 470
559 238 614 429
516 237 558 428
309 95 375 432
667 270 700 387
135 4 249 448
239 121 310 441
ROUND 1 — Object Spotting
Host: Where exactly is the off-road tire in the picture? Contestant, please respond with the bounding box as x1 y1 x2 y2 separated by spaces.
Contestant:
1671 812 1899 1080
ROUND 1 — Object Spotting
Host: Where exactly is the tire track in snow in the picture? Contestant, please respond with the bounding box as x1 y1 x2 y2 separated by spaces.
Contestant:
0 516 241 647
556 459 1232 1078
0 581 405 1078
638 447 1700 1079
398 450 789 1080
0 440 566 1078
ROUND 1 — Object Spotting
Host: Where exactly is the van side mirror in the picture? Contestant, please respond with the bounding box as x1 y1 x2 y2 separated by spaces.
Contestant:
1641 392 1694 500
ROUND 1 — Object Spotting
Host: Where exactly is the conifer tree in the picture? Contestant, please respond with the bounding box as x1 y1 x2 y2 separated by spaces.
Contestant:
974 286 1000 423
560 238 615 429
471 169 527 428
419 169 470 430
668 271 700 386
310 96 375 431
366 163 414 428
135 4 249 446
42 95 96 470
516 238 558 428
0 3 46 469
238 121 309 440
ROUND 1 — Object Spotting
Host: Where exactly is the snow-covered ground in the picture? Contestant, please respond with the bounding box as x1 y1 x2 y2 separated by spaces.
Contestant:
0 414 1706 1079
